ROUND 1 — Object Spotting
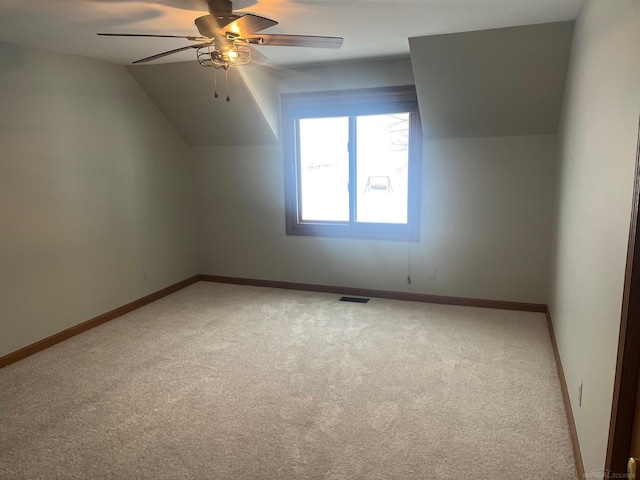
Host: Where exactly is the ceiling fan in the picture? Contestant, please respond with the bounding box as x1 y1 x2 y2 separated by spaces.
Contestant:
98 0 343 69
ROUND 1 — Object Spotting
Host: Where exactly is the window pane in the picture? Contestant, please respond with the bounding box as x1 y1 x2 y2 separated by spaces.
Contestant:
299 117 350 222
356 113 410 224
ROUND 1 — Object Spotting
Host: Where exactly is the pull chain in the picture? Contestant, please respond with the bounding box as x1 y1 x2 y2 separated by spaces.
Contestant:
225 65 230 102
210 46 219 99
213 68 219 98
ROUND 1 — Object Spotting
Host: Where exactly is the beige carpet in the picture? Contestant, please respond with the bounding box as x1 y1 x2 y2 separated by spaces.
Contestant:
0 282 576 479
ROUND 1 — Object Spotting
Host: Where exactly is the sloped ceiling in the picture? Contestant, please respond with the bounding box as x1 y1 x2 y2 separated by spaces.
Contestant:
275 56 416 94
127 61 279 146
129 21 574 147
0 0 584 66
128 56 416 146
410 21 574 139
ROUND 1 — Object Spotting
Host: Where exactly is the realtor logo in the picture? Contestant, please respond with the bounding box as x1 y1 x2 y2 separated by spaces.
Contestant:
585 469 630 479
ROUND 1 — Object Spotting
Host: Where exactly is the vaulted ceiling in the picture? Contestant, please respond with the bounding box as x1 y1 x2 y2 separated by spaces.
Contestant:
128 21 574 146
0 1 582 147
0 0 584 66
410 21 574 139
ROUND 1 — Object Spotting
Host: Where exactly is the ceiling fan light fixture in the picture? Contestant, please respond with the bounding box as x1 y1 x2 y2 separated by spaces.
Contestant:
197 42 252 69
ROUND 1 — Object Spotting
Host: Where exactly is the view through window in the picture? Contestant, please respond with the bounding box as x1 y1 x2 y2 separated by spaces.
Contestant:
298 113 410 225
283 86 422 241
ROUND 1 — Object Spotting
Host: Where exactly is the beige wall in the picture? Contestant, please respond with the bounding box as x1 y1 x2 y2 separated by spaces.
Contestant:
195 134 557 303
549 0 640 475
0 42 199 357
193 48 565 305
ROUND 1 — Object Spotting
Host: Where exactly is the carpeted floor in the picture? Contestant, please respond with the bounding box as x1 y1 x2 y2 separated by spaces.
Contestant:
0 282 577 479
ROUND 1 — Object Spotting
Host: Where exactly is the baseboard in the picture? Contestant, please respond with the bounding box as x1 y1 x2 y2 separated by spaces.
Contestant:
200 274 547 313
0 275 201 369
545 306 585 479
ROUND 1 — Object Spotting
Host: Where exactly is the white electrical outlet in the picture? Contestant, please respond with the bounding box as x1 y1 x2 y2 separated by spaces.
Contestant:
143 268 150 281
427 264 437 280
578 379 583 407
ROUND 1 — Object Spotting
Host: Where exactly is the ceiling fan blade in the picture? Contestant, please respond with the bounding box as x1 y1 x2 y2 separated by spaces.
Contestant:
222 14 278 37
249 47 269 65
132 42 213 64
247 34 343 49
98 33 210 42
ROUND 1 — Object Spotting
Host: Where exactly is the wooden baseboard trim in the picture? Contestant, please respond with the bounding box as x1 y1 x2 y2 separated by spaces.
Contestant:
0 275 201 369
545 306 585 479
200 274 547 313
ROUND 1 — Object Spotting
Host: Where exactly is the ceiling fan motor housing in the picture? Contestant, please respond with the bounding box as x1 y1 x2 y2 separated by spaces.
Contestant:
195 14 241 38
207 0 233 16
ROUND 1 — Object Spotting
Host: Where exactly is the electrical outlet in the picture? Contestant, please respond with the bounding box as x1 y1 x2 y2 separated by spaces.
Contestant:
426 264 437 280
143 268 150 281
578 379 583 407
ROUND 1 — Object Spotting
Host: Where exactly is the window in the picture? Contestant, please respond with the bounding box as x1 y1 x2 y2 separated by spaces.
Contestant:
282 86 422 241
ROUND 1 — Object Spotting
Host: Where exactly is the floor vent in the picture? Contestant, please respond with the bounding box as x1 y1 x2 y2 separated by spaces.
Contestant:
339 296 370 303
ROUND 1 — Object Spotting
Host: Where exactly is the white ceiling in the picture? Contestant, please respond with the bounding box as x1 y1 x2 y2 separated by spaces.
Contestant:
0 0 585 67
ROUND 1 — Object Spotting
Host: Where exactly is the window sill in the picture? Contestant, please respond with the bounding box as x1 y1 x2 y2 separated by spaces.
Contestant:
286 222 420 242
